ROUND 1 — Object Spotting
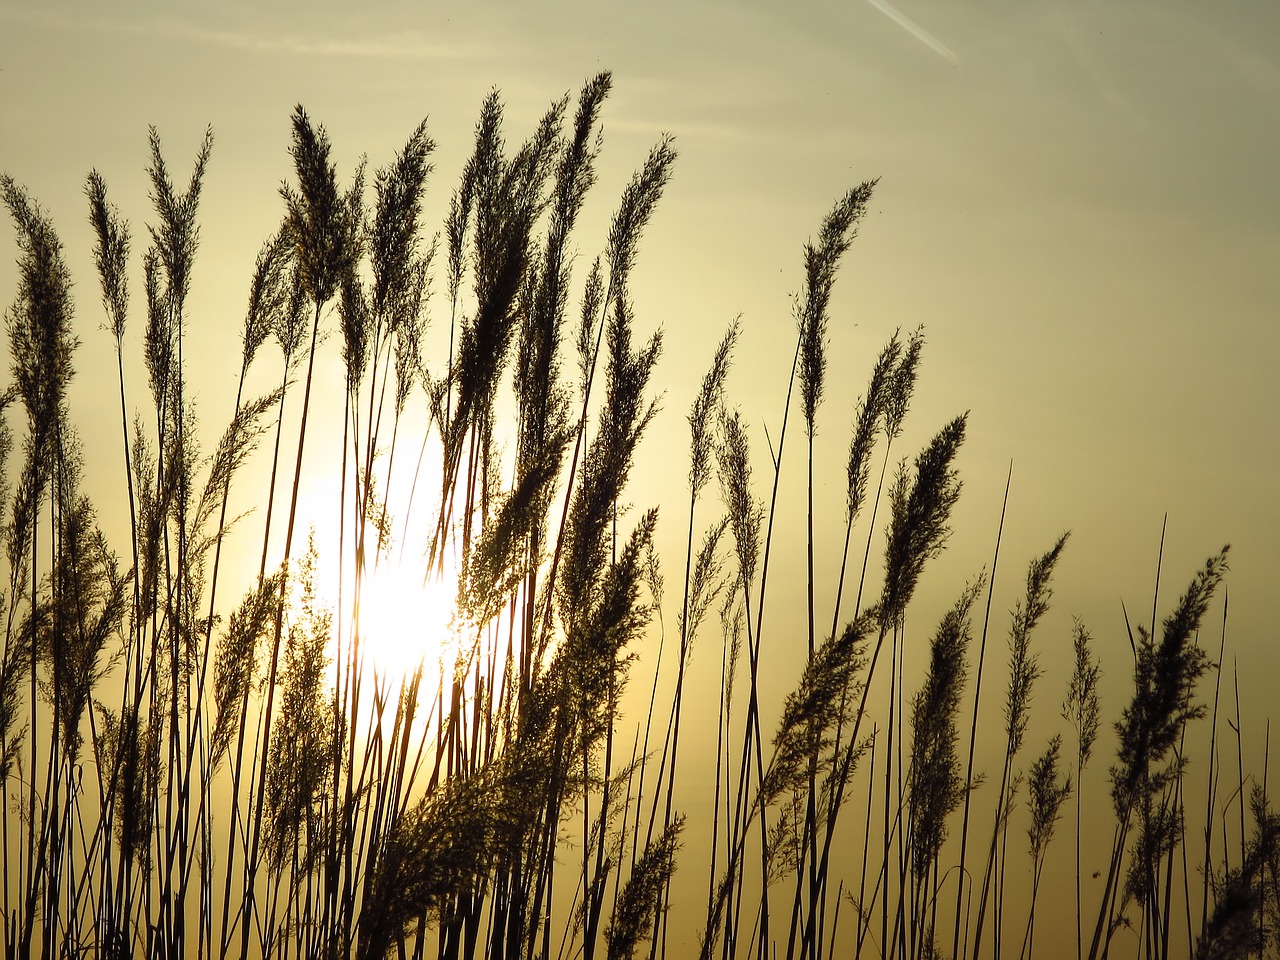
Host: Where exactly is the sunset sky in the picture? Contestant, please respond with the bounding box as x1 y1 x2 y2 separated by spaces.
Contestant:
2 0 1279 952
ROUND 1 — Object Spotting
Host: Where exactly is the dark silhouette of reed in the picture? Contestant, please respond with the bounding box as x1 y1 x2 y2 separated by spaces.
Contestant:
0 74 1272 960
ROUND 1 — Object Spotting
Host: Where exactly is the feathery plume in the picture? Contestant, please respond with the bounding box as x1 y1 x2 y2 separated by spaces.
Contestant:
2 176 79 450
1063 620 1102 770
716 409 763 594
884 325 923 440
844 331 901 522
1111 548 1230 815
909 579 983 879
880 414 967 627
763 610 877 806
1027 735 1072 864
1005 533 1070 756
85 170 131 346
145 124 213 313
606 817 685 960
210 571 284 770
797 181 877 434
369 119 435 324
282 106 357 308
689 319 740 499
241 229 292 373
677 518 729 644
605 136 677 295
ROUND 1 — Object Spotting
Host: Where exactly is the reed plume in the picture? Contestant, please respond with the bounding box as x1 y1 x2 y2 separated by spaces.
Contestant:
797 182 876 433
908 580 982 887
1063 620 1102 960
607 818 684 960
1088 547 1230 960
971 532 1069 960
880 414 967 629
0 80 1271 960
1195 787 1280 960
1020 734 1072 958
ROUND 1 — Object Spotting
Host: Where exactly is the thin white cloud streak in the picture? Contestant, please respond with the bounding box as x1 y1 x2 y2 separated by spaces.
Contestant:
864 0 960 65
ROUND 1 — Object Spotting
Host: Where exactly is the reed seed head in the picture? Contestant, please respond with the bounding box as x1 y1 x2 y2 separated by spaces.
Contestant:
880 414 967 627
797 181 877 434
85 170 131 346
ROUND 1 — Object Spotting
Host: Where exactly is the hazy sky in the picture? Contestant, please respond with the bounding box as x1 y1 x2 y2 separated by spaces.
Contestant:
2 0 1279 950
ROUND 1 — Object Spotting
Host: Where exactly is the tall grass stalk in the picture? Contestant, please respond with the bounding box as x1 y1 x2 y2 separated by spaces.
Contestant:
952 460 1011 960
969 533 1068 960
1063 621 1102 960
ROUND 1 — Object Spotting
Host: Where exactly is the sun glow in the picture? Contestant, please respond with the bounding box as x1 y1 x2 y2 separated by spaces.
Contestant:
350 554 459 687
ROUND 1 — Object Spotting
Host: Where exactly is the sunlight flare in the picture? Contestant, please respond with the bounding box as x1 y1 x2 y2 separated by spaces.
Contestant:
354 554 458 683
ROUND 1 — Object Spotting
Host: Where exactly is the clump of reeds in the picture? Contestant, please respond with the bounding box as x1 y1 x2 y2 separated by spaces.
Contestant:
607 816 684 960
906 579 983 950
1195 786 1280 960
1088 547 1230 959
1 75 1276 960
969 533 1069 959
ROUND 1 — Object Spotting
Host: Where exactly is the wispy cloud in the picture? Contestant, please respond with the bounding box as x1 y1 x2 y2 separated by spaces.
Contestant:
176 24 499 62
864 0 960 65
0 5 504 63
1043 5 1144 125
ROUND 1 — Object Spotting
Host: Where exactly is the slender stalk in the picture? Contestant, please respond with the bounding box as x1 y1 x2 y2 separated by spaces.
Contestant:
953 461 1011 960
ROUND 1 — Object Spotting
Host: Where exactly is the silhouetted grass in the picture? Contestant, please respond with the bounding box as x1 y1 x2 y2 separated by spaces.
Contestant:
0 74 1271 960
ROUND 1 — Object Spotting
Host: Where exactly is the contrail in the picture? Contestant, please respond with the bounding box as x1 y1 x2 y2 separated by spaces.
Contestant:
864 0 960 65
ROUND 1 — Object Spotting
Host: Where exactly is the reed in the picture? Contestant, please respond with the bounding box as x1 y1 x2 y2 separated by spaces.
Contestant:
1063 621 1102 960
0 75 1273 960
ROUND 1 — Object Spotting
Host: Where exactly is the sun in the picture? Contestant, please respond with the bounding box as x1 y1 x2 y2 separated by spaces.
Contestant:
352 554 459 686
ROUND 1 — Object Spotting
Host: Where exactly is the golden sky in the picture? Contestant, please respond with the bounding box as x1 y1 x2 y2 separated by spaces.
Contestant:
2 0 1279 952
